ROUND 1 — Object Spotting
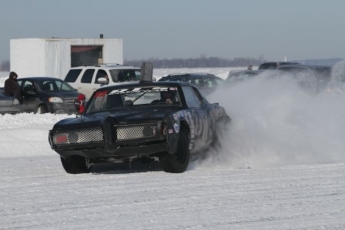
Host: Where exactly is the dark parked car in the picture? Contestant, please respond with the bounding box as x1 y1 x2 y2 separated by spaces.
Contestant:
258 62 301 70
0 91 21 115
16 77 82 114
158 73 224 96
49 81 230 174
226 70 263 84
277 64 332 92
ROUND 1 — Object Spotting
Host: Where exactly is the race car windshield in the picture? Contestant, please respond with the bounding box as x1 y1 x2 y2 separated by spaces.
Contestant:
86 86 181 113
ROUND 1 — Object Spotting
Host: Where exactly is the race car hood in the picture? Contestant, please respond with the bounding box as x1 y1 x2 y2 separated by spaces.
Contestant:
52 107 182 130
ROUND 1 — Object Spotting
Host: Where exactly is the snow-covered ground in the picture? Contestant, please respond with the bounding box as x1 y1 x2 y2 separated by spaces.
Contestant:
1 65 345 229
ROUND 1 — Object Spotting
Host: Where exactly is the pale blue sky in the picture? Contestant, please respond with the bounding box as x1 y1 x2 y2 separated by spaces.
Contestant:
0 0 344 62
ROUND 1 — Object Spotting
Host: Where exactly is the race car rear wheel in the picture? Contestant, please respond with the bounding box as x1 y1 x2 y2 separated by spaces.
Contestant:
159 130 189 173
60 156 91 174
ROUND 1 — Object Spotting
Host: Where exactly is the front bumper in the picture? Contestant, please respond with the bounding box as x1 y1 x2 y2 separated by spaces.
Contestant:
49 121 170 159
50 142 168 159
47 103 77 114
0 105 21 115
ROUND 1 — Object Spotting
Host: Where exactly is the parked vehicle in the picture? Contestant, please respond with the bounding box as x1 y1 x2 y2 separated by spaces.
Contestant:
49 81 230 174
0 92 21 115
158 73 224 96
258 62 301 70
15 77 82 114
277 64 332 92
226 70 263 84
64 64 141 100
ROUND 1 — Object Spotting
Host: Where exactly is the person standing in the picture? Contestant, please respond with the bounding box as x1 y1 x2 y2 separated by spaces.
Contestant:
4 71 22 104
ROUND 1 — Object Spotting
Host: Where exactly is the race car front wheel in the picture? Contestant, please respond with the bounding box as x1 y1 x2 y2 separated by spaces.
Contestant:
60 156 91 174
159 130 190 173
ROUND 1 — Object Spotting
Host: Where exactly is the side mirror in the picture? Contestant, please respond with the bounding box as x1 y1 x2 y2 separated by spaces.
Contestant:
213 102 219 105
97 77 108 84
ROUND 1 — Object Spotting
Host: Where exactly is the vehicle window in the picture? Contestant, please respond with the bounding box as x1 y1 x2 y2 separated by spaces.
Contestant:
86 86 181 113
109 69 141 82
17 80 22 87
38 80 75 92
159 76 185 82
205 78 218 88
134 70 141 80
259 63 277 70
81 69 95 83
95 70 108 83
54 80 76 91
22 81 35 94
65 69 82 82
182 86 201 108
39 81 55 91
190 78 211 89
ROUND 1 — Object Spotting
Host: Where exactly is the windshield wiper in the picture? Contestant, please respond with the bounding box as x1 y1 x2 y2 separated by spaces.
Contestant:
125 91 147 107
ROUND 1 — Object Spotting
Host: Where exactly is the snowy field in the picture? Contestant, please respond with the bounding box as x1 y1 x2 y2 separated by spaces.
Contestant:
1 64 345 229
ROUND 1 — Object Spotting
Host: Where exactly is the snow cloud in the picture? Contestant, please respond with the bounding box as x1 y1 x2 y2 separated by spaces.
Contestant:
199 65 345 169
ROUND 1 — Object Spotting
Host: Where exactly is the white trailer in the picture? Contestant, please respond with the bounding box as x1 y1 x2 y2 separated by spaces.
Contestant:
10 38 123 79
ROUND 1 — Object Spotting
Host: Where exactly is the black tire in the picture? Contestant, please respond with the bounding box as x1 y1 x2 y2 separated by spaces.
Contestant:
36 104 47 114
160 130 190 173
60 156 91 174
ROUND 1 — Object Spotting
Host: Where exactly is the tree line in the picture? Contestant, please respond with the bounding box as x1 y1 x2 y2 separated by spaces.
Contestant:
0 61 10 71
0 56 266 71
124 56 265 68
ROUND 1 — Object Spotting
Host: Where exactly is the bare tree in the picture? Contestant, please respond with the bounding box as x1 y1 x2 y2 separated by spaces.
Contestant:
124 56 265 68
0 60 10 71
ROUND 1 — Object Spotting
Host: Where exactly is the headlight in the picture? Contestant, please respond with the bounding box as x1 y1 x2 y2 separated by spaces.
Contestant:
12 98 20 105
48 97 63 103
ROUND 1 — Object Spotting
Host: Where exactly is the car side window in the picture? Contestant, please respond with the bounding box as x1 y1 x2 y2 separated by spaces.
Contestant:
23 80 35 94
65 69 82 82
95 70 108 83
192 87 204 103
182 86 202 108
118 70 139 82
81 69 95 83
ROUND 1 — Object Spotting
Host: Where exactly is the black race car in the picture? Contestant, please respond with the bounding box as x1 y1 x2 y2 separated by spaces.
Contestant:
49 81 230 174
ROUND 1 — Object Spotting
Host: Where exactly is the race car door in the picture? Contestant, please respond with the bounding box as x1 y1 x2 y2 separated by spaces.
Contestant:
181 85 212 152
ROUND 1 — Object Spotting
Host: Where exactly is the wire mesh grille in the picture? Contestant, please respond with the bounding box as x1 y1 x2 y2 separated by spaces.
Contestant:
64 98 76 105
52 128 104 145
117 125 156 140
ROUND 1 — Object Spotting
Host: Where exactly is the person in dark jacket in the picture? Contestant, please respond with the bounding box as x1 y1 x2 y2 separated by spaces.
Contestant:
4 71 22 103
